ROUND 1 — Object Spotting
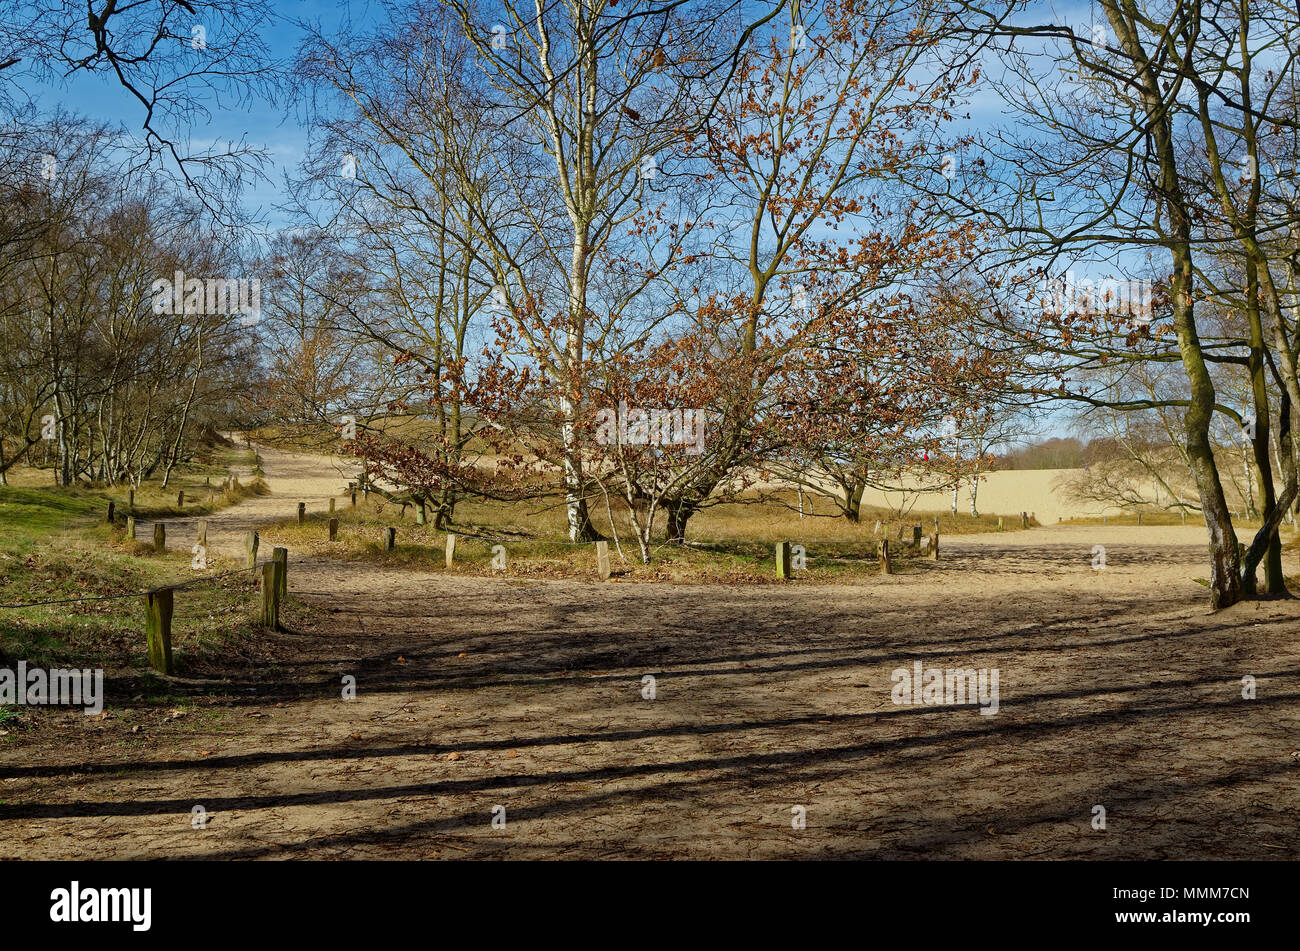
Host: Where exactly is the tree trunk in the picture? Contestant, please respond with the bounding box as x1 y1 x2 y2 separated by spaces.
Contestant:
1105 0 1240 609
842 482 864 522
665 498 697 542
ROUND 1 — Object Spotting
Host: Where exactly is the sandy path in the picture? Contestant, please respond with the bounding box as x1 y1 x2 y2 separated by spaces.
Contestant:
135 444 359 558
3 450 1298 860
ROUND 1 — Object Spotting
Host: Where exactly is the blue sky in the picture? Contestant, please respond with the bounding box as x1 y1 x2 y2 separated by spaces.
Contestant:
29 0 369 232
24 0 1134 444
29 0 1104 234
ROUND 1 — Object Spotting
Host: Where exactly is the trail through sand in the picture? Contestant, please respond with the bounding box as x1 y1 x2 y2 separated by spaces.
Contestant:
133 444 359 558
3 446 1297 859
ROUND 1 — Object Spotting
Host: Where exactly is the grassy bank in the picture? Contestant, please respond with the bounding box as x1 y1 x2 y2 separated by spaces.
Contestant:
0 448 276 734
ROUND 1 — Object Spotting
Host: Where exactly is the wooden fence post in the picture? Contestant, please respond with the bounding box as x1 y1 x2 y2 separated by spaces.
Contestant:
177 490 184 507
775 541 791 579
261 562 280 630
245 531 259 568
1021 512 1029 529
328 517 339 541
126 516 135 539
197 519 208 548
272 547 288 598
383 527 396 552
445 533 456 568
297 501 306 525
878 539 892 575
105 501 115 524
145 587 174 674
912 525 922 547
595 540 611 579
929 532 939 560
153 523 166 552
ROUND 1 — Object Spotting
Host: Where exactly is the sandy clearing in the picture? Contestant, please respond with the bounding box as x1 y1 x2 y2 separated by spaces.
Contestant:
3 446 1297 860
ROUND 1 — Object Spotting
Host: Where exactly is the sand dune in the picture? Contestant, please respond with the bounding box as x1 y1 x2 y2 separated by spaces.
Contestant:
857 468 1113 525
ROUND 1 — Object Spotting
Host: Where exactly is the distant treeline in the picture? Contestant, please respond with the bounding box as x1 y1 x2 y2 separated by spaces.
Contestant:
996 437 1138 470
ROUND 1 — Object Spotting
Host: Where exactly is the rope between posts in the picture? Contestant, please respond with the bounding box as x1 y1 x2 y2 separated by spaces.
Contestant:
0 562 265 610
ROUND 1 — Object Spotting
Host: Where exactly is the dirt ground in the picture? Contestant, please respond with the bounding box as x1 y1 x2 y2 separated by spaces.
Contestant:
2 447 1298 859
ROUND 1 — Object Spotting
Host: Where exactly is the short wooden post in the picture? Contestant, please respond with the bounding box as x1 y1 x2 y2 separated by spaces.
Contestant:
328 517 339 541
297 501 306 525
153 523 166 552
445 533 456 568
912 525 922 547
177 490 184 507
878 538 892 575
383 527 396 552
595 540 611 579
106 500 115 523
929 532 939 560
272 547 287 598
329 497 336 514
245 531 259 568
775 541 791 579
126 516 136 539
261 562 280 630
145 587 174 674
197 519 208 547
